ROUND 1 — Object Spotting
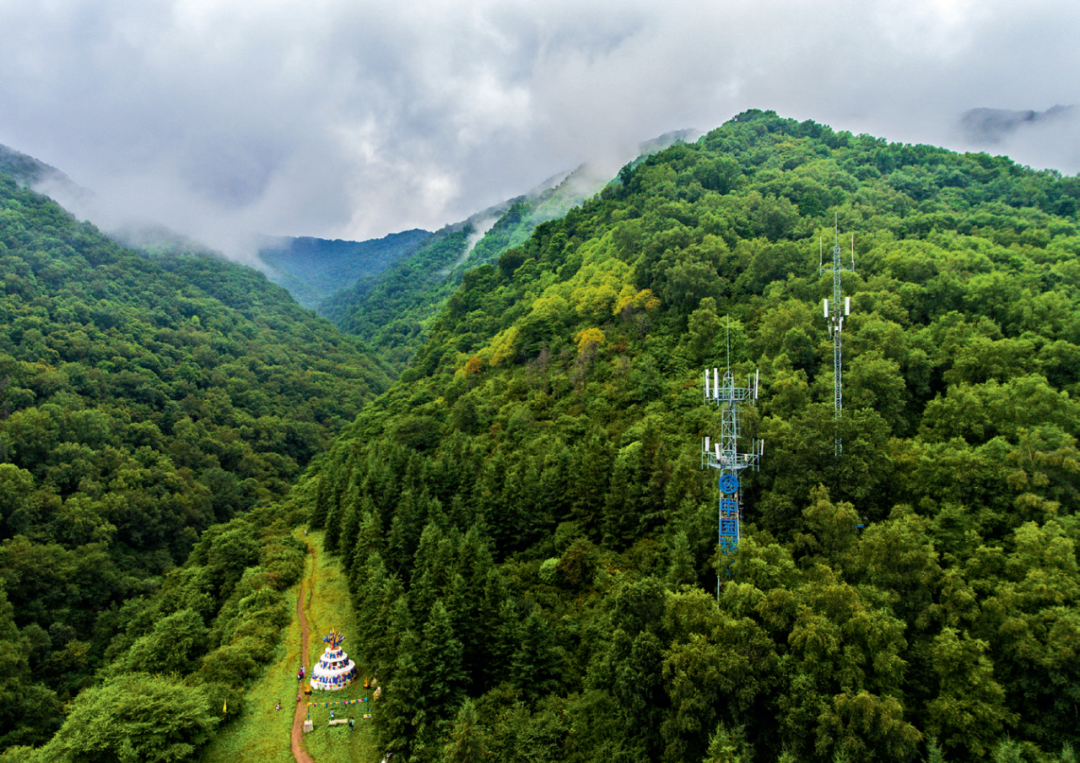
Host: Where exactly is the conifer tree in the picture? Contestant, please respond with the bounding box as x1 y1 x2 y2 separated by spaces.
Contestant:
309 474 332 529
409 520 455 623
377 628 424 760
419 601 465 723
443 698 487 763
337 480 363 562
347 502 380 589
511 608 560 704
666 530 697 588
704 724 753 763
323 496 342 553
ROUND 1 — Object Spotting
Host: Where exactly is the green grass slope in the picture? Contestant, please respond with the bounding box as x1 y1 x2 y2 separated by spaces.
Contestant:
200 528 379 763
304 110 1080 763
296 530 380 763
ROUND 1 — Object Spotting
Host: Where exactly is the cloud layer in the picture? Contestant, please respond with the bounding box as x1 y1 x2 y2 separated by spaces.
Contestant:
1 0 1077 257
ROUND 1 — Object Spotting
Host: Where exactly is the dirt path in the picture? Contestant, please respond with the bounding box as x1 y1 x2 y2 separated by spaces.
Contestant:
291 543 317 763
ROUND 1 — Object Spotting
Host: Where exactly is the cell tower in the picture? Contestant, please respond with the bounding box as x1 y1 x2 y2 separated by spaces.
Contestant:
701 322 763 597
820 216 855 455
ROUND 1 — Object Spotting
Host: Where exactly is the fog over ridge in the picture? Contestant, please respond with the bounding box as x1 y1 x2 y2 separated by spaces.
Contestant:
0 0 1077 260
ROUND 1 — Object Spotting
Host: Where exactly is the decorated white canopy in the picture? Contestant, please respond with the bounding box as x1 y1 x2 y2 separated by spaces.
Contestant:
310 629 358 691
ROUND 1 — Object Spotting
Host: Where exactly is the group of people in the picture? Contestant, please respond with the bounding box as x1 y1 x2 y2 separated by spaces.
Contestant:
328 710 356 731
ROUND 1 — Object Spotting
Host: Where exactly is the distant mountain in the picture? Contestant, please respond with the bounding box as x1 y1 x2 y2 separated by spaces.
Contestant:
0 143 214 261
0 143 68 187
0 144 429 312
636 127 701 159
318 165 608 371
317 128 697 373
0 143 91 203
107 222 218 258
960 105 1076 144
255 229 430 310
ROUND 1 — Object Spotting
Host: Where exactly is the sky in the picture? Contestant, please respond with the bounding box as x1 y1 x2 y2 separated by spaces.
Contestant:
1 0 1078 260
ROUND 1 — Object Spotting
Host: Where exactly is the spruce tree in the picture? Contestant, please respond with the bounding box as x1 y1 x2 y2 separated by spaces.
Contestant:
309 473 332 529
323 496 342 553
511 608 560 704
338 480 363 564
377 628 424 760
419 601 465 723
443 698 487 763
666 530 697 588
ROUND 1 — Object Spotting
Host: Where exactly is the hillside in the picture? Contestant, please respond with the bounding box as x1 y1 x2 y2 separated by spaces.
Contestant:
0 169 392 751
257 230 430 310
321 134 696 374
0 144 72 189
302 110 1080 763
319 167 611 372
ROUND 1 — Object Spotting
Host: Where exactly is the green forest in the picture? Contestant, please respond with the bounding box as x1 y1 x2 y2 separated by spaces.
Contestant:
258 229 431 310
0 172 390 749
305 111 1080 763
3 109 1080 762
320 166 607 374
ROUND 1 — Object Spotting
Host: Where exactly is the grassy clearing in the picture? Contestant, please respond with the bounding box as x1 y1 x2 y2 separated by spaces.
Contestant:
302 530 380 763
201 528 379 762
199 538 309 763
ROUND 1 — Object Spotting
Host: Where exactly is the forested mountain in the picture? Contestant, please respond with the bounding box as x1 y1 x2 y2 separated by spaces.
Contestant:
0 144 70 189
257 229 430 310
0 144 89 212
5 110 1080 763
320 134 697 375
302 110 1080 762
0 169 391 749
319 166 613 372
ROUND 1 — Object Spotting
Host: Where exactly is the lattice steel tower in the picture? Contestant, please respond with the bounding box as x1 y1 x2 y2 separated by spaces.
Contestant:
821 218 855 455
701 327 762 597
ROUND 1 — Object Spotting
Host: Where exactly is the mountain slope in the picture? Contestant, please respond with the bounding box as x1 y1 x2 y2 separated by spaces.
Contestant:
0 144 72 189
319 166 612 371
0 167 391 750
257 229 430 309
319 132 698 374
304 110 1080 763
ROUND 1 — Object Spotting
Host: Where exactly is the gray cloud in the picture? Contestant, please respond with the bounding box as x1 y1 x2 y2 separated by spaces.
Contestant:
1 0 1078 260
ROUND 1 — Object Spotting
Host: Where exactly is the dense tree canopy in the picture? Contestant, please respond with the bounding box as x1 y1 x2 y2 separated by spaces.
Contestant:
258 229 430 310
1 501 307 761
320 166 607 373
306 111 1080 763
4 110 1080 762
0 171 388 748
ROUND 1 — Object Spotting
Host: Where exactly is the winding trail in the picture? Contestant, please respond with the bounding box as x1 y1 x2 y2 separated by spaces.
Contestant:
291 543 317 763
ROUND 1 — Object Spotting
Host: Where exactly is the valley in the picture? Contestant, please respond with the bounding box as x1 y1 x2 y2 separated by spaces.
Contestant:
2 110 1080 763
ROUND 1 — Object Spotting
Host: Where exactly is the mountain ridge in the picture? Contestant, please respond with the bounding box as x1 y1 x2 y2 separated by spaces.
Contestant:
0 165 392 753
302 109 1080 763
256 229 432 309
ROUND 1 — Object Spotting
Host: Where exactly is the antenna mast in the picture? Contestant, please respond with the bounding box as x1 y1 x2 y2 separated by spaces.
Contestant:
820 215 855 456
701 319 763 599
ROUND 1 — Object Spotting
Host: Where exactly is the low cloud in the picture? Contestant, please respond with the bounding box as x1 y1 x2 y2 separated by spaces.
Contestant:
1 0 1077 258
